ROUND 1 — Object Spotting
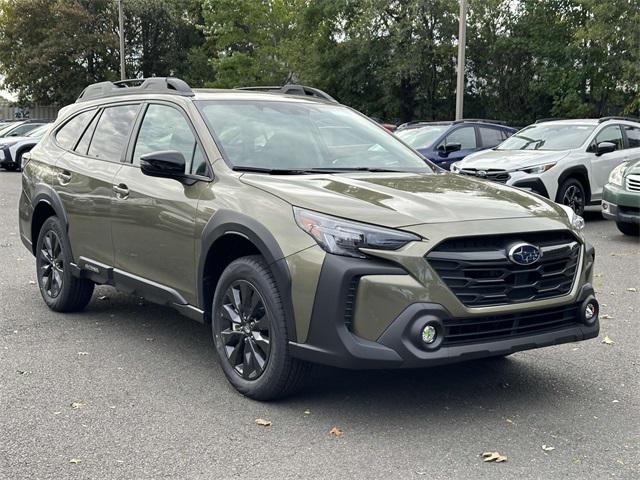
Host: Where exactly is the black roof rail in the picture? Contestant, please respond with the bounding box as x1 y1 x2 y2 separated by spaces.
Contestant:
452 118 507 125
396 120 453 130
534 118 566 124
235 84 337 103
76 77 194 103
598 116 640 123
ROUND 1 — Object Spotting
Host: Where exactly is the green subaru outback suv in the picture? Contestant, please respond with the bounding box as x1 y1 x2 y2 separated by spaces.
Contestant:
19 78 599 399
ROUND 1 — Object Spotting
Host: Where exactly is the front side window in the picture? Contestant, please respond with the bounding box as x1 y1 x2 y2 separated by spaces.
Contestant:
395 125 448 149
498 124 596 151
196 100 434 172
87 105 139 162
56 110 96 149
479 127 504 148
133 104 206 175
623 125 640 149
594 125 623 151
443 126 476 149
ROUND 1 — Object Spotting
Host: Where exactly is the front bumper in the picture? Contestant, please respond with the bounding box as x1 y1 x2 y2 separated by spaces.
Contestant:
0 146 12 166
289 250 599 369
602 183 640 224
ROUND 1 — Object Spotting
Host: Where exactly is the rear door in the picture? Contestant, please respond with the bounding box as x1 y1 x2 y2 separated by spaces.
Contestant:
589 124 627 200
53 104 139 268
111 102 210 305
478 126 506 149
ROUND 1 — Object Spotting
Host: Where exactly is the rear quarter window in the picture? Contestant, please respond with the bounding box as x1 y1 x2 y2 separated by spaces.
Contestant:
55 110 97 150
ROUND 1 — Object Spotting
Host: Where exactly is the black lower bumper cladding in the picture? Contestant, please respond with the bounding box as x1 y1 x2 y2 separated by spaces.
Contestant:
289 253 599 369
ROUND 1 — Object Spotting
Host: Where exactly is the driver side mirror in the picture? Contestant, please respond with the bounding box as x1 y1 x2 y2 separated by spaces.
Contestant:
594 141 616 156
437 142 462 155
140 150 186 181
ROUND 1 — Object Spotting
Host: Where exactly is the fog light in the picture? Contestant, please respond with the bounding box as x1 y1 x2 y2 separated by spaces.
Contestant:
422 325 437 344
602 202 609 211
585 302 597 321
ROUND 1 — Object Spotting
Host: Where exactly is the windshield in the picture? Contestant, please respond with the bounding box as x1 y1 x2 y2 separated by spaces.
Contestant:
196 100 435 173
395 125 448 149
0 123 21 137
497 124 595 151
26 124 49 138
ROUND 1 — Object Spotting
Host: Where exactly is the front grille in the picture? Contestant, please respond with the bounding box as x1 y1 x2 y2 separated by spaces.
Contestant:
620 205 640 216
442 304 580 345
459 168 510 183
626 174 640 192
427 231 580 307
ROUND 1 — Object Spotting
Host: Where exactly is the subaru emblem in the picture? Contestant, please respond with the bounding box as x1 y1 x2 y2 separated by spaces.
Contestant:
476 170 487 178
508 242 542 265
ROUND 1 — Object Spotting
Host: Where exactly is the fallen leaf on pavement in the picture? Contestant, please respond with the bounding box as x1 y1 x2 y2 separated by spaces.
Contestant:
329 426 344 438
69 459 81 464
255 418 272 426
16 369 31 376
627 288 637 292
70 402 85 409
601 314 613 319
482 451 507 463
542 445 555 452
303 409 311 415
28 280 36 285
602 336 615 345
77 352 89 356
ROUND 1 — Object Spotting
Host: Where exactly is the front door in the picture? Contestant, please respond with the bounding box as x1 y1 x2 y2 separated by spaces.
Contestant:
589 124 627 200
111 103 210 305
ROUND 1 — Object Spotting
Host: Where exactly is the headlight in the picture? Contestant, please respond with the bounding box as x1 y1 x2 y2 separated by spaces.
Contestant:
518 163 556 174
559 204 585 231
608 162 627 186
294 207 421 258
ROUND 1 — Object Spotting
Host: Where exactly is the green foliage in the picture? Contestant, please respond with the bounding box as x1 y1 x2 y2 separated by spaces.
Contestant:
0 0 637 121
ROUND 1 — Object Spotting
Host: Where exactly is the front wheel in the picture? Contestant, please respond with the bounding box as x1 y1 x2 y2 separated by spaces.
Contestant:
35 217 94 312
557 178 586 216
212 255 309 400
616 221 639 236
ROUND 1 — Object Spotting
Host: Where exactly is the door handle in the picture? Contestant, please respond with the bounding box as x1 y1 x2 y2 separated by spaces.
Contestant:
57 170 72 185
113 184 129 199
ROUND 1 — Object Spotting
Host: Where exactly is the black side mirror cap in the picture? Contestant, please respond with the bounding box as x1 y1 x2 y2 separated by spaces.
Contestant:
140 150 187 180
438 142 462 154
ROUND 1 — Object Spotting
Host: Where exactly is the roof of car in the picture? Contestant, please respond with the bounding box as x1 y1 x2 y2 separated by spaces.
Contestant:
533 117 639 126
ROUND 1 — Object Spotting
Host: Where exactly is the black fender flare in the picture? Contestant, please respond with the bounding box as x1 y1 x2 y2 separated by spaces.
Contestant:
198 209 297 341
32 185 69 231
556 165 591 202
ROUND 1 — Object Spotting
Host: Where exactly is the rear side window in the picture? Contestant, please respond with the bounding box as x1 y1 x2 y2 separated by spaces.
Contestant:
88 105 139 162
56 111 95 149
623 125 640 148
479 127 503 148
74 111 100 155
133 104 206 175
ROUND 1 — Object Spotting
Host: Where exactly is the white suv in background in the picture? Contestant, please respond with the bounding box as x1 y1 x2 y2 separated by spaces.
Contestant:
451 117 640 215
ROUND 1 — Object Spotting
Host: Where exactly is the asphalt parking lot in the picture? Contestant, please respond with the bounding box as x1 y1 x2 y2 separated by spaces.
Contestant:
0 170 638 480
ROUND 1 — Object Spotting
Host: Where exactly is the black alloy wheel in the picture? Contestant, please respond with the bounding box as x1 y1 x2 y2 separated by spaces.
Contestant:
219 280 271 380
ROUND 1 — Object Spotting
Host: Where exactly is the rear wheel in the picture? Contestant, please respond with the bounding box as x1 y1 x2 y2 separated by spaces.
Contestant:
557 178 586 216
35 217 94 312
212 255 309 400
616 221 639 236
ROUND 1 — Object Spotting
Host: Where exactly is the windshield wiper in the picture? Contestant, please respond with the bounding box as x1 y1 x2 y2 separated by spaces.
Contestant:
232 166 416 175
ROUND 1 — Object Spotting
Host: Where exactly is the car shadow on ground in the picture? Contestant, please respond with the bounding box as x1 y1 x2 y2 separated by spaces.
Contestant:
75 287 590 417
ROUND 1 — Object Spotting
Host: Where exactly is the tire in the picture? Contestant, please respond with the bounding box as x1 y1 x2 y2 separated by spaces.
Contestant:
35 217 94 312
3 163 19 172
557 177 586 216
212 255 310 400
616 221 639 236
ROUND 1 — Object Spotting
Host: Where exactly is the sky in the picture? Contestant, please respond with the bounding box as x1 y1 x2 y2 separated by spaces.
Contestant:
0 75 17 102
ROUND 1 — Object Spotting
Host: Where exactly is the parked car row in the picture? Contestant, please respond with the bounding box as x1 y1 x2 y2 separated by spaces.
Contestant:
0 123 50 171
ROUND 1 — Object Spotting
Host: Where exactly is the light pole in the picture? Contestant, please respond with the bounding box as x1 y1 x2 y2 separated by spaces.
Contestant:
455 0 467 120
118 0 126 80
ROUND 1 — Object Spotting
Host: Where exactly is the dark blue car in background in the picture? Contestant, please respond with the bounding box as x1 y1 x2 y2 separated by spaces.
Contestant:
395 119 517 170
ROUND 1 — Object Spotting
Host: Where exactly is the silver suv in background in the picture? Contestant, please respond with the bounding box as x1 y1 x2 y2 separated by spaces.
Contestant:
451 117 640 215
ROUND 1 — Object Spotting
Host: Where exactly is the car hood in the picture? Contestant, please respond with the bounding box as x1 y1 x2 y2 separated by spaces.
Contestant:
0 135 30 146
459 149 570 170
241 172 565 228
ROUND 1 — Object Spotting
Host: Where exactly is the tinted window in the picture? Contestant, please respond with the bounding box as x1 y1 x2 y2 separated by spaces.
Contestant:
74 111 100 155
444 126 476 149
56 111 96 149
594 125 623 151
479 127 503 148
88 105 139 162
133 104 206 175
623 125 640 149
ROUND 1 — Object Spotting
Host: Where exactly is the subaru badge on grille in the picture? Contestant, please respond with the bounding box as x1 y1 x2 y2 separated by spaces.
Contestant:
508 242 542 265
